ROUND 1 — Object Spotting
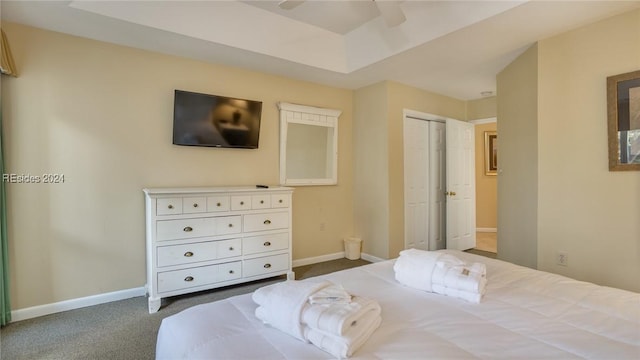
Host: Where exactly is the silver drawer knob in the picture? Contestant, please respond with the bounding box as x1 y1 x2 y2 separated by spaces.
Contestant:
184 251 194 257
184 276 194 282
263 263 271 269
183 226 193 232
263 220 271 225
263 241 271 247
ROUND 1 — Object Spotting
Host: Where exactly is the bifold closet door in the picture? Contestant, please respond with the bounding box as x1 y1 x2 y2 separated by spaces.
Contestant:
428 121 446 250
403 118 429 250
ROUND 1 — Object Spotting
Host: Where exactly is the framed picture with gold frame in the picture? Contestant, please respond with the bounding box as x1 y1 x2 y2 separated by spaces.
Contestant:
484 131 497 176
607 70 640 171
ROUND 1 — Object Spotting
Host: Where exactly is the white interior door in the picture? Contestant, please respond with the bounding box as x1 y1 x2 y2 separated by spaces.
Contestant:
445 119 476 250
403 118 429 250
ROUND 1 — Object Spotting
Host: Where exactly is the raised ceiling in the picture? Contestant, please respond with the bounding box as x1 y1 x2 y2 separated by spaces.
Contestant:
2 1 639 100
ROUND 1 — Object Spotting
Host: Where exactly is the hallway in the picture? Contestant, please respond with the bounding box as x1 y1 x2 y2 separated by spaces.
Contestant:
475 231 496 253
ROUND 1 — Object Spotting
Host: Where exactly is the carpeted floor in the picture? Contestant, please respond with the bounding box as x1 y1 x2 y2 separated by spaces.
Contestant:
0 258 369 360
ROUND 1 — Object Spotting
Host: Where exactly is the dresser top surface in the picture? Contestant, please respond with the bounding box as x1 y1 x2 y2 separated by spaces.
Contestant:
143 186 294 196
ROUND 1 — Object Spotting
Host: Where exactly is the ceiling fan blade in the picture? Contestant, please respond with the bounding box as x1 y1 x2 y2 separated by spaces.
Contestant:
278 0 304 10
375 0 406 27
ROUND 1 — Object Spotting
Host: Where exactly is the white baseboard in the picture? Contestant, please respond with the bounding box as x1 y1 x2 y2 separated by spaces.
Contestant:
11 286 146 322
292 251 388 268
477 228 497 233
292 252 345 267
12 253 387 322
361 253 386 263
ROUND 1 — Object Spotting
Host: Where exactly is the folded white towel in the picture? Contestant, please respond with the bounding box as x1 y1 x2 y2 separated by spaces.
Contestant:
432 261 487 293
302 296 381 336
309 284 352 305
394 249 488 303
304 315 382 359
393 249 444 292
432 283 485 304
252 280 331 341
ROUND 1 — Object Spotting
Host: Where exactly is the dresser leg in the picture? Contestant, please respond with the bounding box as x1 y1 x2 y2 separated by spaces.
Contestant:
287 270 295 280
148 297 161 313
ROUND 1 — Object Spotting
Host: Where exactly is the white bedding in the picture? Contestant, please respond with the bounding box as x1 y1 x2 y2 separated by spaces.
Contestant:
156 250 640 359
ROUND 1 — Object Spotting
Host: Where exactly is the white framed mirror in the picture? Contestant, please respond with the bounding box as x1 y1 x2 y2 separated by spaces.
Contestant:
278 102 340 186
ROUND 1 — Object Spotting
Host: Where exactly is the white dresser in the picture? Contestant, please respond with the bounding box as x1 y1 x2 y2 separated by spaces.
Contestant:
143 186 294 313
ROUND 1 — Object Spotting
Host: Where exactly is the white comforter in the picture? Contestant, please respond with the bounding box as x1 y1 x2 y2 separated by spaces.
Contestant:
156 250 640 359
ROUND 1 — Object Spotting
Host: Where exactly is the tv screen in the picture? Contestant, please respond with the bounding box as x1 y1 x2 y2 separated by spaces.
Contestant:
173 90 262 149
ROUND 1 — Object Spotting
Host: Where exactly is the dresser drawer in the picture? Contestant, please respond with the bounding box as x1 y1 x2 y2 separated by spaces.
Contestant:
157 264 218 293
271 194 290 208
231 195 251 211
217 238 242 259
251 195 271 209
218 261 242 282
215 216 242 236
207 196 230 212
157 217 217 241
157 198 182 215
157 241 218 267
183 197 206 214
243 253 289 278
243 212 289 233
243 233 288 255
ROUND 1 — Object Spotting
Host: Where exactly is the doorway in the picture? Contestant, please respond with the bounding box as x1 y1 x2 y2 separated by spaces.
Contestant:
403 110 476 251
471 118 498 254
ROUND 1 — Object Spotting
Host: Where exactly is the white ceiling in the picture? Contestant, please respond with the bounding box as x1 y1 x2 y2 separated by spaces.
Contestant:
2 1 640 100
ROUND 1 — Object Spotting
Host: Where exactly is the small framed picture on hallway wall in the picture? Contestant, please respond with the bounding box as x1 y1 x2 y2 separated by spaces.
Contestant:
484 131 497 176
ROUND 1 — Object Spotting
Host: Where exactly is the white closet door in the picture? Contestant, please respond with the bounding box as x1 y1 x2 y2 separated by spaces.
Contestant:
429 121 446 250
445 119 476 250
403 118 429 250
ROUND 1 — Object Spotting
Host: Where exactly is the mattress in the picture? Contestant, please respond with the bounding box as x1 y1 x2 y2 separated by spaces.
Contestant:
156 250 640 359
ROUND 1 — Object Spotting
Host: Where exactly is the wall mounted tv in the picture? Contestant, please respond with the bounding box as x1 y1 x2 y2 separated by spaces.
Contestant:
173 90 262 149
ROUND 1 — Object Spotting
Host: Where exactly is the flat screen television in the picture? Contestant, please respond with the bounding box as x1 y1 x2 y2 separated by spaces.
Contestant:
173 90 262 149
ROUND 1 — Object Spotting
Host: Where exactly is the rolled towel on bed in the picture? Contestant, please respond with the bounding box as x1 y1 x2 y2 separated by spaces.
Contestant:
431 284 484 303
302 296 381 336
432 262 487 293
252 280 331 341
394 249 487 303
304 314 382 359
393 249 444 292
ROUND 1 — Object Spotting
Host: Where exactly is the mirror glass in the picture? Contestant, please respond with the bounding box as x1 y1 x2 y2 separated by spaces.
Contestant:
607 70 640 171
279 103 340 185
286 123 334 179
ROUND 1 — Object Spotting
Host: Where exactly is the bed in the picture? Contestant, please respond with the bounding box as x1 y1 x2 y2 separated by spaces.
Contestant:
156 250 640 359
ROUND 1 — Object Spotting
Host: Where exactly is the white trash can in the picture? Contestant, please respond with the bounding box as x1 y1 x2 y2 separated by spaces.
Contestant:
344 237 362 260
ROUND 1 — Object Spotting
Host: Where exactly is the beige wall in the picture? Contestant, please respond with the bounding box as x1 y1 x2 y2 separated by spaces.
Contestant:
473 122 497 229
1 22 354 310
496 44 539 269
353 82 389 258
352 81 465 259
537 9 640 292
467 96 497 121
386 81 466 257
